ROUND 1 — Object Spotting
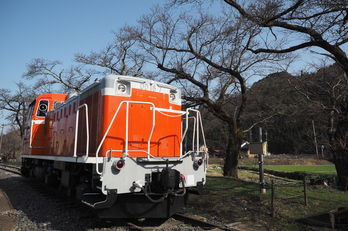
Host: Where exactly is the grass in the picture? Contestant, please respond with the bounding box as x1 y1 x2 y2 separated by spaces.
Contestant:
237 158 334 166
238 159 337 184
184 176 347 230
263 165 336 174
183 158 346 230
1 161 22 167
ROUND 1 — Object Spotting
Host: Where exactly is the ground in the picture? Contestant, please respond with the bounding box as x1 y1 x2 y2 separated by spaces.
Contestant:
0 174 18 231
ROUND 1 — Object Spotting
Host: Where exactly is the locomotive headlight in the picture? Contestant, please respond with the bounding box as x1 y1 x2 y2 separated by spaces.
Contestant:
193 158 203 167
112 159 125 170
118 84 127 93
170 93 176 101
115 80 130 96
39 104 47 112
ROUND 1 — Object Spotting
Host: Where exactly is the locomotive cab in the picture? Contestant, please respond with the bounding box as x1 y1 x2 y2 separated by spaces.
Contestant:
22 94 68 156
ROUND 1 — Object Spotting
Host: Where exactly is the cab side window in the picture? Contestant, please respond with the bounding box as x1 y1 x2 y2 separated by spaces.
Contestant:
36 100 49 117
27 101 36 122
53 101 63 109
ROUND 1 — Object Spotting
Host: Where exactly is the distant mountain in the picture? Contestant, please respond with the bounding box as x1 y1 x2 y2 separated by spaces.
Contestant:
198 64 342 155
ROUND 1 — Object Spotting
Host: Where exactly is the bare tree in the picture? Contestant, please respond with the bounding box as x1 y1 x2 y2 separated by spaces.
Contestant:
289 62 348 184
23 58 97 93
216 0 348 186
1 126 22 161
126 5 282 177
171 1 347 74
0 82 34 138
74 29 149 78
223 1 347 71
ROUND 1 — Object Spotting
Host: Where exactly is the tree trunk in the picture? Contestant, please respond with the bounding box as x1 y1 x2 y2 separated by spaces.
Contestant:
331 114 348 188
333 153 348 189
224 119 243 178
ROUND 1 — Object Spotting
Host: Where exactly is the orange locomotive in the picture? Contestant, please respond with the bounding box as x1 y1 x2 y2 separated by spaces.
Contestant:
21 75 208 218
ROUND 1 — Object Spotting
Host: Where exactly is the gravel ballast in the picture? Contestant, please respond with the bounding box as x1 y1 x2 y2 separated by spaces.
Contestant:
0 170 104 231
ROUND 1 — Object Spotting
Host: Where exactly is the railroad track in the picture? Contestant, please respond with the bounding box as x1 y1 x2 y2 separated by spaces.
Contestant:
172 213 238 231
0 163 21 175
0 164 241 230
112 213 239 231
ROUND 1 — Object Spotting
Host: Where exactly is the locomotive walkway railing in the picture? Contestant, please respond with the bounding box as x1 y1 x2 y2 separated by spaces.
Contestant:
180 108 207 160
94 100 207 175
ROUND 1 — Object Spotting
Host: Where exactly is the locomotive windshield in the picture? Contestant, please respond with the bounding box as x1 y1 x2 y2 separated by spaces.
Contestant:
36 100 49 117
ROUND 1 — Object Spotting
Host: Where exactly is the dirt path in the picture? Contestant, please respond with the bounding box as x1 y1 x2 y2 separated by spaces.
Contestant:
0 188 17 231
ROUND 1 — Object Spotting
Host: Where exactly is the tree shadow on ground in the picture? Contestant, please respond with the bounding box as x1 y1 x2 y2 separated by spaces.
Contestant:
0 176 132 230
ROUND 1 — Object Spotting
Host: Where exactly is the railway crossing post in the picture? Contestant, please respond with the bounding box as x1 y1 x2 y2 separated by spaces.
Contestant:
259 153 266 194
259 127 266 194
250 128 267 194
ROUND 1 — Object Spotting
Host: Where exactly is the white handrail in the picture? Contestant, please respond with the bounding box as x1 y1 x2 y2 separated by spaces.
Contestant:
105 149 157 159
73 104 89 158
95 101 155 175
125 102 129 158
29 120 33 148
94 101 207 175
180 116 196 156
180 109 207 159
187 108 207 153
198 110 207 156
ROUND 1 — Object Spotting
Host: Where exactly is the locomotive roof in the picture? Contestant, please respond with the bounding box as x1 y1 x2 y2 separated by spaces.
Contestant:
100 74 180 93
33 75 182 109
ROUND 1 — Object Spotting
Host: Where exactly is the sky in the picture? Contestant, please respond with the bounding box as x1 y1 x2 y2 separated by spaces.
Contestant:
0 1 347 130
0 0 163 127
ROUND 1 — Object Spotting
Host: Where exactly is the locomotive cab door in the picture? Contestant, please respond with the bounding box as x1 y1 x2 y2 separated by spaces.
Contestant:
23 100 36 155
23 99 50 155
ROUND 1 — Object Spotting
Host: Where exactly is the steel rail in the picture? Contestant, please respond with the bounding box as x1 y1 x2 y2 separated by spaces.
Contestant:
172 213 238 231
0 164 21 175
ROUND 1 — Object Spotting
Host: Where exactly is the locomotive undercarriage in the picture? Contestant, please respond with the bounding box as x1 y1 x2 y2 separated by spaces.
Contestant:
21 158 97 196
21 156 207 218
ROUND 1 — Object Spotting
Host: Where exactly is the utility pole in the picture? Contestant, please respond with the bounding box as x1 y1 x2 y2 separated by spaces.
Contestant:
312 120 319 158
